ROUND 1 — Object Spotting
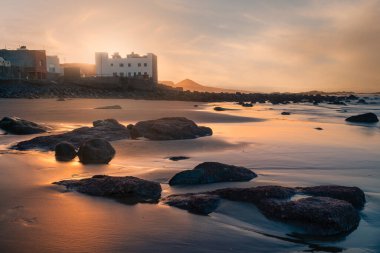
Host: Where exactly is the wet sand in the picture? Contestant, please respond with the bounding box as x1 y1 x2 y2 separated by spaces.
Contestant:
0 98 379 253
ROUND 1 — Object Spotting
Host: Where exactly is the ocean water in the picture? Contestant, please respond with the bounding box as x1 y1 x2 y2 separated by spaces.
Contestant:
0 97 379 253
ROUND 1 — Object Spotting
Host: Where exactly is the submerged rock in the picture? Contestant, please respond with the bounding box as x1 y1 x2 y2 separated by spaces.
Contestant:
54 175 162 203
281 112 291 115
95 105 122 109
0 116 47 135
257 197 360 236
162 193 220 215
13 119 130 151
168 156 190 161
130 117 212 140
297 185 366 208
77 138 115 164
169 162 257 186
345 113 379 123
55 142 77 161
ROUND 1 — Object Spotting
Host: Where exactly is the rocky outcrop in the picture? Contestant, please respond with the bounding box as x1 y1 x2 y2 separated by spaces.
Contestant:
53 175 162 203
13 119 130 151
130 117 212 140
162 193 220 215
169 162 257 186
55 142 77 161
94 105 122 109
257 197 360 236
77 139 115 164
0 116 48 135
345 113 379 123
296 185 366 208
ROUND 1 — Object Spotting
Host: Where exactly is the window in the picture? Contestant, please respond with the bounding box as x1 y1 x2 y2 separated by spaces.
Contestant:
120 72 124 77
133 72 136 76
144 72 147 75
110 63 114 67
138 63 141 67
138 72 141 75
144 63 147 67
119 63 124 67
113 72 117 77
128 63 131 67
128 72 131 77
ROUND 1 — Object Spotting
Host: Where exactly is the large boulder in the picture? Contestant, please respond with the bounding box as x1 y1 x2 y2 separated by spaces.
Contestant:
169 162 257 186
345 113 379 123
55 142 77 161
296 185 366 208
0 116 47 135
130 117 212 140
77 138 115 164
13 119 130 151
162 193 220 215
53 175 162 203
257 197 360 236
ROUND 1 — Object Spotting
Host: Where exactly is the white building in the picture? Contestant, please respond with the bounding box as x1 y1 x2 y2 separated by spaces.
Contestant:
46 55 62 74
95 52 158 83
0 57 11 67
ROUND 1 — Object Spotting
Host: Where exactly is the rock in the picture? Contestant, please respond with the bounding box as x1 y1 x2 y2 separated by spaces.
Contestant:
95 105 122 109
77 138 116 164
0 116 47 135
13 119 130 151
345 113 379 123
357 99 367 104
296 185 366 208
347 94 358 100
162 193 220 215
55 142 77 161
242 102 253 107
214 106 232 111
315 127 323 130
131 117 212 140
211 186 295 203
328 101 347 106
257 197 360 236
53 175 162 203
169 162 257 186
313 101 319 105
281 112 291 115
57 97 65 101
168 156 190 161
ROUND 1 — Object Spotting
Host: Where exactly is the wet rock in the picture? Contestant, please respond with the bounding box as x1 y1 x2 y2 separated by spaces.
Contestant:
357 99 367 104
53 175 162 203
13 119 130 151
95 105 122 109
297 185 366 208
162 193 220 215
77 138 115 164
56 97 65 101
131 117 212 140
214 106 231 111
0 116 47 135
347 94 358 100
328 101 347 106
345 113 379 123
314 127 323 130
281 112 291 115
55 142 77 161
211 186 295 203
169 162 257 186
257 197 360 236
168 156 190 161
242 102 253 107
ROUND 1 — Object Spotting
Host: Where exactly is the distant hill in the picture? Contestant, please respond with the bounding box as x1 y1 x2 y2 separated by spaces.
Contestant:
162 79 252 93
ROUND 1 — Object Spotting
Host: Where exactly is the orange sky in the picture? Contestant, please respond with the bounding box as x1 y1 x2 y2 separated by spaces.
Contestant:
1 0 379 92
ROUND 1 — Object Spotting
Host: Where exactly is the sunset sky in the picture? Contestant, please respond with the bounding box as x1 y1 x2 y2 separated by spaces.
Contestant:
1 0 379 92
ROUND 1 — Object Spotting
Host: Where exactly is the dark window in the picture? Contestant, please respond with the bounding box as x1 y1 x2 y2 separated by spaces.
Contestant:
120 72 124 77
144 72 147 75
119 63 124 67
113 72 117 77
110 63 114 67
138 72 141 75
128 63 131 67
144 63 147 67
128 72 131 77
138 63 141 67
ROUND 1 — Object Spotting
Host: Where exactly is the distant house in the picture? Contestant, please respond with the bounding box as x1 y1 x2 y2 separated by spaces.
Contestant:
95 52 158 83
0 46 47 80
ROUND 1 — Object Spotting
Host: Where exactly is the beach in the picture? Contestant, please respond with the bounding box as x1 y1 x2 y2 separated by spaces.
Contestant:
0 98 379 253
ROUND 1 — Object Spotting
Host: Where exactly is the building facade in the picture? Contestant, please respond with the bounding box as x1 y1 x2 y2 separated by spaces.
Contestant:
46 55 61 74
0 46 47 80
95 52 158 83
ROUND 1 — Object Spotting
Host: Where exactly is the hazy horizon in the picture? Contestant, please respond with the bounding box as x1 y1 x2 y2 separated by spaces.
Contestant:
1 0 380 92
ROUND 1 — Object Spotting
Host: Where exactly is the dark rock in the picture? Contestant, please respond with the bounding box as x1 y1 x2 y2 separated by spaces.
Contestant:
214 106 232 111
314 127 323 130
169 162 257 186
77 138 115 164
345 113 379 123
297 185 366 208
328 101 347 106
55 142 77 161
162 193 220 215
313 101 319 105
211 186 295 203
53 175 162 203
168 156 190 161
57 97 65 101
13 119 130 151
281 112 291 115
257 197 360 236
0 116 47 135
95 105 122 109
357 99 367 104
242 102 253 107
347 94 358 100
131 117 212 140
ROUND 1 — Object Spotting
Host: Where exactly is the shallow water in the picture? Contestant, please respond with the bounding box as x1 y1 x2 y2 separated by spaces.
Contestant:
0 98 379 253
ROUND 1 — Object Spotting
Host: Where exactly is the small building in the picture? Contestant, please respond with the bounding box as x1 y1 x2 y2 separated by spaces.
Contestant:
95 52 158 83
0 46 47 80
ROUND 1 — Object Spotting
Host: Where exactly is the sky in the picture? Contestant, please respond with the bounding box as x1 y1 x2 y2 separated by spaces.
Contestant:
1 0 379 92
